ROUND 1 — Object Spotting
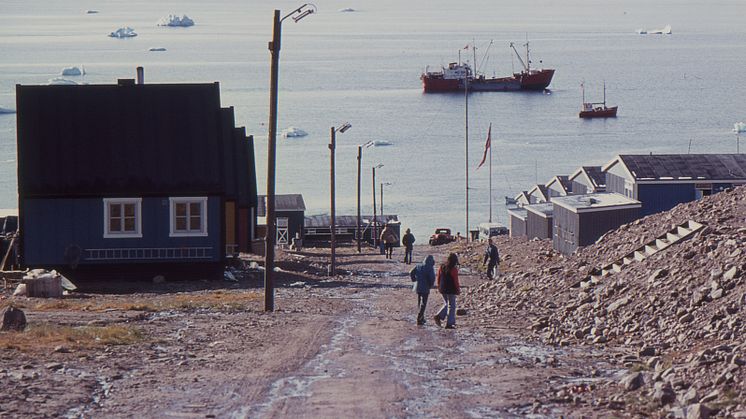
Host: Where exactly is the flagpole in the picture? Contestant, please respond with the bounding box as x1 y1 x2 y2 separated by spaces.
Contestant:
465 57 469 241
489 124 492 223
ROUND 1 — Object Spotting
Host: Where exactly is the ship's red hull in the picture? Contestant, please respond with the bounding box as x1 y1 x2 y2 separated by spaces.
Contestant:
579 106 618 118
421 68 554 93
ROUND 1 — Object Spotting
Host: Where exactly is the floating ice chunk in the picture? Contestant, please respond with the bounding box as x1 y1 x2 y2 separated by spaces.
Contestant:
48 77 82 85
281 127 308 138
109 27 137 38
149 47 167 52
0 107 16 114
339 8 356 12
735 122 746 133
61 66 84 76
373 140 393 147
86 10 99 14
649 25 671 34
157 14 195 27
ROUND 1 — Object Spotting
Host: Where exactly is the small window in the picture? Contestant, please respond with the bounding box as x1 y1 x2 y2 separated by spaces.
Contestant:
103 198 142 238
169 197 208 237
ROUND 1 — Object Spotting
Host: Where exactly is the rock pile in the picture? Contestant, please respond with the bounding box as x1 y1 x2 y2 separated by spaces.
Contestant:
463 185 746 417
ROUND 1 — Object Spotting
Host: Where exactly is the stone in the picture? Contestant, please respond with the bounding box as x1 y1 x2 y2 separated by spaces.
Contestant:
723 266 739 281
680 387 699 404
649 269 669 282
456 308 467 316
593 335 608 344
679 313 694 323
608 297 630 313
620 371 644 391
1 307 27 332
699 390 719 404
639 345 657 357
646 356 661 369
45 362 63 371
653 382 675 406
686 403 712 419
709 288 724 300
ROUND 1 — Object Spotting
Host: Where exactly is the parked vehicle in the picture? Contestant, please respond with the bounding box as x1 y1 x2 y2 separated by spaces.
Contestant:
429 228 456 245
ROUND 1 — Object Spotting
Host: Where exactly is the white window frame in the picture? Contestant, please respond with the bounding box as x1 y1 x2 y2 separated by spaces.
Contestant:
169 197 208 237
103 198 142 239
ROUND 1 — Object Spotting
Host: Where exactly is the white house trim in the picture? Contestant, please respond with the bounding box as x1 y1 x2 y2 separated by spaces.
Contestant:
169 197 208 237
103 198 143 239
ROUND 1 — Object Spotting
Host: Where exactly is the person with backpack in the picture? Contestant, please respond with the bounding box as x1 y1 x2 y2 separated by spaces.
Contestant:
434 253 461 329
402 228 415 264
482 238 500 280
410 255 436 325
380 224 398 259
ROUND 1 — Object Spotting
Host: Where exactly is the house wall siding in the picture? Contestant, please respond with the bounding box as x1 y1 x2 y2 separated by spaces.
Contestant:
577 207 640 246
571 181 588 195
637 184 695 216
606 173 626 195
22 196 222 266
509 215 526 237
553 205 578 255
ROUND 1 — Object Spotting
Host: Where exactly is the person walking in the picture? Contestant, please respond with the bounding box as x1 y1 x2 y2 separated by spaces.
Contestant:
410 255 436 325
434 253 461 329
402 228 415 264
379 224 398 259
482 238 500 280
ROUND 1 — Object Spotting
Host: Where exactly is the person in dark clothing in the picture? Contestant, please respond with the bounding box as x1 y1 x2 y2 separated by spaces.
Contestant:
482 238 500 280
402 228 415 264
410 255 436 325
434 253 461 329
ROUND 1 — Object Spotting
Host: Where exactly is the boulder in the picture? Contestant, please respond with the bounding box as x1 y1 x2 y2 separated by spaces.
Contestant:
1 307 27 331
621 371 644 391
686 403 712 419
653 382 675 406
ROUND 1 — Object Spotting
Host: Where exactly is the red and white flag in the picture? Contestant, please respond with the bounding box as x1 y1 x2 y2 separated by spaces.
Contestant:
476 123 491 170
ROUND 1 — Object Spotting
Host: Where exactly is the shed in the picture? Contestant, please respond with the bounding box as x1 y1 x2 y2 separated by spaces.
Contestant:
527 184 549 203
603 154 746 216
507 208 527 237
513 191 530 207
545 175 572 198
16 77 258 279
257 194 306 246
525 202 554 240
569 166 606 194
552 193 641 255
304 214 399 246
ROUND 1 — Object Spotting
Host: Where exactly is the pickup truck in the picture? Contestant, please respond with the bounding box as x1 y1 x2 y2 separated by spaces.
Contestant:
429 228 456 246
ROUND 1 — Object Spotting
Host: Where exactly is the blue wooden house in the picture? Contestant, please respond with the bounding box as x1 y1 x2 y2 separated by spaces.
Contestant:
569 166 606 194
602 154 746 216
16 76 258 279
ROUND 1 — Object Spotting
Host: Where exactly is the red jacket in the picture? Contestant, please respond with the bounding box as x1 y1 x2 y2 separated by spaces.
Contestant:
436 266 460 295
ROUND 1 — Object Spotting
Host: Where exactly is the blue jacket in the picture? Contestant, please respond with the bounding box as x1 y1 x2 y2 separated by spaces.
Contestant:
412 255 436 294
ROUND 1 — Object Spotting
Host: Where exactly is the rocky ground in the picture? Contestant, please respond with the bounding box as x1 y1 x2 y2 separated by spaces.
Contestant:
461 185 746 418
0 186 743 418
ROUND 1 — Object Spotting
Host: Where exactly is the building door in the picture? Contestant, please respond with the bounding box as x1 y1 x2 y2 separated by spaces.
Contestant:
277 217 289 245
225 201 237 255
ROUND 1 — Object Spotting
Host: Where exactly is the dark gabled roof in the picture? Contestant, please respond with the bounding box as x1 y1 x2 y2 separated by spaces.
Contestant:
583 166 606 188
257 194 306 216
546 175 572 194
528 184 549 201
16 81 255 197
607 154 746 181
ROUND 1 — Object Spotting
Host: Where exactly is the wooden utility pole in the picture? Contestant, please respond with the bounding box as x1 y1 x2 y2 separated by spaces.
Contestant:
329 127 337 276
356 145 362 253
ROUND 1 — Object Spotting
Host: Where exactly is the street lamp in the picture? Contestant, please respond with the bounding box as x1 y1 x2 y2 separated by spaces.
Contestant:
380 182 392 218
372 163 383 249
357 141 374 253
264 3 316 312
329 122 352 276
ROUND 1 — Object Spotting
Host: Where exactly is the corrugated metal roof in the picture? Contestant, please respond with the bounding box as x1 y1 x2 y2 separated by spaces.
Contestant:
583 166 606 188
256 194 306 216
618 154 746 181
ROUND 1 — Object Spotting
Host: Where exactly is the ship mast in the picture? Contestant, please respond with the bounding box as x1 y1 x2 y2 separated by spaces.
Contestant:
603 80 607 106
510 42 528 72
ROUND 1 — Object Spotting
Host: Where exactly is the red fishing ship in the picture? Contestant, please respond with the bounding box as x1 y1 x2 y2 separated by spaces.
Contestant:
421 41 554 93
579 82 618 119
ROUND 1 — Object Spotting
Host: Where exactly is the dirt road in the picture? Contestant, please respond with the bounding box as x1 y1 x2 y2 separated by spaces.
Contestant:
1 246 618 418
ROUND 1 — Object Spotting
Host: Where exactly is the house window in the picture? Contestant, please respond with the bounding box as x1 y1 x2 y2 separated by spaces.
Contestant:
169 197 208 237
103 198 142 238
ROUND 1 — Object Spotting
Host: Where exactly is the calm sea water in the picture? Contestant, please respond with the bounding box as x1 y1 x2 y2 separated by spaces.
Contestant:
1 0 745 238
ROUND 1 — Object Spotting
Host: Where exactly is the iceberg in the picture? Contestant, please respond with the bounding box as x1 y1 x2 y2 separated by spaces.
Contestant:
157 14 195 27
735 122 746 133
281 127 308 138
109 27 137 38
649 25 672 35
373 140 393 147
61 66 84 76
48 77 82 85
0 107 16 114
149 47 167 52
339 8 356 12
